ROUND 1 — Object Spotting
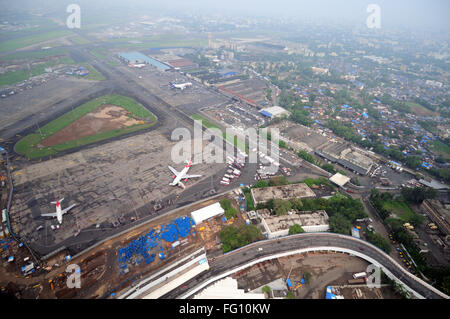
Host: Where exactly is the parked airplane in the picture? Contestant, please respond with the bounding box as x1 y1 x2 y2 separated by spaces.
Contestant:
41 198 76 224
168 159 202 189
169 82 192 90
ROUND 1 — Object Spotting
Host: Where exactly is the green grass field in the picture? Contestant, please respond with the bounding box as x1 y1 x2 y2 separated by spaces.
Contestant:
382 200 416 222
16 95 157 159
80 64 106 81
90 48 107 60
406 102 437 116
0 55 76 87
0 69 29 86
0 30 73 53
431 140 450 156
0 48 70 61
191 113 248 153
69 35 91 45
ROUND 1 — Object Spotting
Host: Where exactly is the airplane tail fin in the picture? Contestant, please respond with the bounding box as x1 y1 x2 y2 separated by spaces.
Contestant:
178 181 185 189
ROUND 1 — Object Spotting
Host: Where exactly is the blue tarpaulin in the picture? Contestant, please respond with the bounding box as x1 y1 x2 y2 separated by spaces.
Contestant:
286 279 292 287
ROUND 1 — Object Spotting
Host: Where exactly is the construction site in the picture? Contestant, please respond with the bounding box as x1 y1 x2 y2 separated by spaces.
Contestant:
0 189 248 299
232 251 401 299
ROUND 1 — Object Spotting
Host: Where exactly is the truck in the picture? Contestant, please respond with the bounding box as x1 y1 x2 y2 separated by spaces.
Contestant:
352 272 367 279
348 278 366 284
220 180 230 186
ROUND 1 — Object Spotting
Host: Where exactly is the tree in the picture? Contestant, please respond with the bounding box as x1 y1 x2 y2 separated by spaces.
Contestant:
366 230 392 254
262 286 271 295
289 224 305 235
321 163 336 174
219 225 262 253
254 180 269 188
273 199 292 216
268 175 289 186
303 272 312 284
401 186 438 204
329 213 352 234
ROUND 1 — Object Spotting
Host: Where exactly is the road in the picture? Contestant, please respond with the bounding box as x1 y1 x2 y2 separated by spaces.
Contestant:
161 233 449 299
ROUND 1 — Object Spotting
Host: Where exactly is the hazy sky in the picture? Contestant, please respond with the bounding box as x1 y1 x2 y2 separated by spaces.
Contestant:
3 0 450 32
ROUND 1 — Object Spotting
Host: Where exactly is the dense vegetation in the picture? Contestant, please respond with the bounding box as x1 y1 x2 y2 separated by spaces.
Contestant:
219 224 263 253
219 199 238 219
369 189 450 294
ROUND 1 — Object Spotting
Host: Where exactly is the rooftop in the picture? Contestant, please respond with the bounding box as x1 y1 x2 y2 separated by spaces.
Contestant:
329 173 351 187
250 183 315 205
258 209 329 233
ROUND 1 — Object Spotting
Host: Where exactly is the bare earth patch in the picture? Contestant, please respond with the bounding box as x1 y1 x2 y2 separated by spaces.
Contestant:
41 104 143 147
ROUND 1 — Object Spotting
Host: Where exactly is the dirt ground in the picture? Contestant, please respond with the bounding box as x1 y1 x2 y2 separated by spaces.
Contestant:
234 251 399 299
41 104 143 147
1 192 243 299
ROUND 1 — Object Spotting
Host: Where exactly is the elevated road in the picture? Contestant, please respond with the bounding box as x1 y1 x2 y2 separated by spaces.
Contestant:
162 233 449 299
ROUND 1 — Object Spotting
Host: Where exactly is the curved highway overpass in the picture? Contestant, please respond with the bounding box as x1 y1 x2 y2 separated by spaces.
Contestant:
162 233 449 299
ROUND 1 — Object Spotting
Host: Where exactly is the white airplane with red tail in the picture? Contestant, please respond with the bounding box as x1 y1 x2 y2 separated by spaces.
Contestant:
41 198 76 224
168 159 202 189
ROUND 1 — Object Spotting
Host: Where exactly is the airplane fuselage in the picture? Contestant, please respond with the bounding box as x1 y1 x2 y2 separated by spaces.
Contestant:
171 162 191 186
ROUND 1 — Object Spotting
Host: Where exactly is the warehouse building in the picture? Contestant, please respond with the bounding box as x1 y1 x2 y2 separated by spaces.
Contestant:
250 183 316 206
190 202 224 225
315 142 374 175
257 209 329 238
260 106 291 119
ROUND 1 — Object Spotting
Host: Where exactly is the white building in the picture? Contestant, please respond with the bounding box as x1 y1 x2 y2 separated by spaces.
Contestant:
260 106 291 119
258 209 329 239
191 202 224 225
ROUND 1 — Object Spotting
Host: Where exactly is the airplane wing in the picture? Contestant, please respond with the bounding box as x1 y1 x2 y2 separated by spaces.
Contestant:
61 204 76 215
168 166 180 176
184 174 202 179
41 213 57 217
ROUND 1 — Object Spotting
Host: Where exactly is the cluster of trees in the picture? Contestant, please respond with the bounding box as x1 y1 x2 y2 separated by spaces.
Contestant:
288 224 305 235
297 150 319 165
366 229 392 254
256 194 366 235
219 199 238 219
219 224 262 253
290 109 313 127
401 186 438 204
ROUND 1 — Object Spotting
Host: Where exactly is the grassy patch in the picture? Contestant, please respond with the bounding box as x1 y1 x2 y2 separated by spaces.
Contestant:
15 95 156 159
382 200 416 223
431 140 450 156
80 64 106 81
0 30 73 53
106 61 119 67
0 48 69 61
406 102 437 116
69 35 91 45
0 69 29 86
191 113 248 153
90 48 108 60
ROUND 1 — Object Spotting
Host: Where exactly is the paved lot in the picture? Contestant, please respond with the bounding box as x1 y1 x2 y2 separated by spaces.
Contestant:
9 131 226 254
0 77 105 141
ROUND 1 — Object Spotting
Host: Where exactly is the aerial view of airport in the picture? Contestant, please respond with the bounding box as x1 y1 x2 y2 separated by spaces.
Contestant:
0 0 449 305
